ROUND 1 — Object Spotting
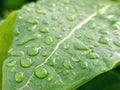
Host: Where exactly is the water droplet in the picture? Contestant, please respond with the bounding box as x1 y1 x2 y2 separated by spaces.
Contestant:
10 67 16 72
36 10 46 15
63 60 73 69
100 68 106 73
21 58 33 68
18 33 41 45
63 44 70 49
94 43 99 47
7 60 16 67
80 62 88 69
74 42 88 50
48 76 53 81
66 15 75 21
75 33 81 38
35 67 48 79
57 19 64 24
41 50 47 57
63 70 69 75
62 0 70 4
45 36 53 45
56 35 62 39
113 41 120 47
98 36 108 44
15 72 24 83
72 55 80 62
39 27 49 33
86 52 98 59
42 20 49 25
51 15 58 20
9 50 24 56
99 30 108 35
85 34 94 40
28 47 40 56
27 18 38 24
47 58 56 66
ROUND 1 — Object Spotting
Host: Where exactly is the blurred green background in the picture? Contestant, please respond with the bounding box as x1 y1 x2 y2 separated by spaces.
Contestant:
0 0 37 18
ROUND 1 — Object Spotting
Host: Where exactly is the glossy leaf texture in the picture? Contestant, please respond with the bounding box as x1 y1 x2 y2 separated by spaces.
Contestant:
0 11 18 89
3 0 120 90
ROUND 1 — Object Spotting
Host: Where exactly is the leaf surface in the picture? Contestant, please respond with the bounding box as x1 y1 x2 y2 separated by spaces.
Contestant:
3 0 120 90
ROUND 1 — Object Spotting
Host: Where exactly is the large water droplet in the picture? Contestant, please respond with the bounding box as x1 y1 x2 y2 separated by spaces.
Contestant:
35 67 48 79
74 42 88 50
72 55 80 62
9 50 24 56
86 52 98 59
18 33 41 45
63 60 73 69
39 27 49 33
7 60 16 67
99 36 108 44
21 58 33 68
15 72 24 83
113 41 120 47
45 36 53 45
28 47 40 56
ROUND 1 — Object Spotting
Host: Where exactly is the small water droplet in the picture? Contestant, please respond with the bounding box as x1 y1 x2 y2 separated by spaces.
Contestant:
63 44 70 49
63 60 72 69
27 18 38 24
7 60 16 67
51 15 58 20
63 70 69 75
85 34 94 40
99 36 108 44
94 43 99 47
10 67 16 72
75 33 81 39
41 50 48 57
99 30 108 35
74 42 88 50
21 58 33 68
100 68 106 73
28 47 40 56
72 55 80 62
62 0 70 4
18 33 41 45
56 35 62 39
35 67 48 79
45 36 53 45
48 76 53 81
15 72 24 83
36 10 46 15
39 27 49 33
66 15 75 21
47 58 56 66
86 52 98 59
113 41 120 47
57 19 64 24
42 20 49 25
80 62 88 69
9 50 24 56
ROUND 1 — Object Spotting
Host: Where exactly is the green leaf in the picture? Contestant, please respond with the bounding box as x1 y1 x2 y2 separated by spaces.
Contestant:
0 11 18 89
3 0 120 90
77 70 120 90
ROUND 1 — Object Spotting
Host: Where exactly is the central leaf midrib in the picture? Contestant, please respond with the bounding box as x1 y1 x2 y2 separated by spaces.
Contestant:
18 2 114 90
